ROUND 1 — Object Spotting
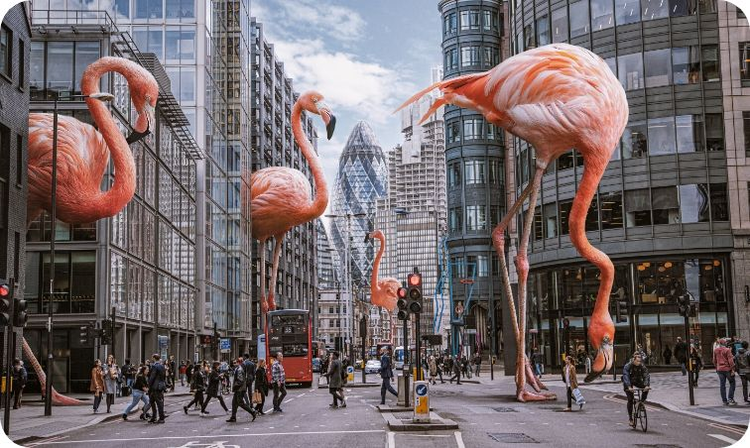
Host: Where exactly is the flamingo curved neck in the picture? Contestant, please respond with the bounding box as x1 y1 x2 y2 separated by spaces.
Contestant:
291 101 328 222
371 234 385 292
80 57 136 218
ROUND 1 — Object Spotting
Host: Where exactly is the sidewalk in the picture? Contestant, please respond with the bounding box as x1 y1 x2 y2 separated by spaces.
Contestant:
0 384 193 444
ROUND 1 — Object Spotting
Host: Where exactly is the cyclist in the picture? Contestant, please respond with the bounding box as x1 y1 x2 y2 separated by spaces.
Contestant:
622 352 651 426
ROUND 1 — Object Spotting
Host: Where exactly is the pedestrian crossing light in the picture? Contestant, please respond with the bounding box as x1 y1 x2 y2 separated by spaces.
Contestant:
13 297 27 327
407 272 423 314
0 280 11 326
396 287 409 321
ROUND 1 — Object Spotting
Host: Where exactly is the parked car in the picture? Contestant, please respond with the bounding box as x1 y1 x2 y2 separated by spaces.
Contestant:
312 358 322 372
364 359 381 374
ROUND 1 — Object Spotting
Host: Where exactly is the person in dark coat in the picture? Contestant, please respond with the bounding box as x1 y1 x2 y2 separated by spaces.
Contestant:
662 345 672 365
201 361 228 415
184 362 207 414
254 359 269 414
379 348 398 405
241 353 256 405
12 359 27 409
450 356 462 384
622 353 651 426
690 346 703 387
674 337 689 375
227 358 257 422
326 352 345 408
147 354 167 423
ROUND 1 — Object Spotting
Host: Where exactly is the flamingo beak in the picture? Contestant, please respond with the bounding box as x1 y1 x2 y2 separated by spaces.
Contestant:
127 104 154 144
316 101 336 140
584 335 613 383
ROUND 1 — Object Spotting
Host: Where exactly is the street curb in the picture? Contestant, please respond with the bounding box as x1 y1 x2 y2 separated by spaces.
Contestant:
376 405 433 413
317 382 379 389
383 411 458 431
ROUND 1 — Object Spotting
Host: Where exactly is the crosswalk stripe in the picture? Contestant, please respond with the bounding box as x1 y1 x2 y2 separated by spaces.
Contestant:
707 434 738 445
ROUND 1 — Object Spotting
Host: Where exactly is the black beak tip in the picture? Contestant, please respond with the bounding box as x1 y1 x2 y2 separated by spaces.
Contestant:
326 115 336 140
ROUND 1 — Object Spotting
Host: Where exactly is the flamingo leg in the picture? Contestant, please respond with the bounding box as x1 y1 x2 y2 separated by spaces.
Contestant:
21 338 85 406
268 235 284 312
260 238 268 317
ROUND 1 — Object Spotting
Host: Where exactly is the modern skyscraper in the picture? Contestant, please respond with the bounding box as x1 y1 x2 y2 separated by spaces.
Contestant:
438 0 507 356
509 0 749 368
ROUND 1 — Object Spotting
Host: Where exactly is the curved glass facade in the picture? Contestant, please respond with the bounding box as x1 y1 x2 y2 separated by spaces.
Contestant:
511 0 738 368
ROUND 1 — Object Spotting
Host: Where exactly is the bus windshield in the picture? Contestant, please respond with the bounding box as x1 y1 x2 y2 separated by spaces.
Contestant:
271 314 305 326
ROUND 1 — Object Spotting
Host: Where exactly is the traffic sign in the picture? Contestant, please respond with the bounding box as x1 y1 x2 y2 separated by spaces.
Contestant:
219 338 231 353
413 380 430 423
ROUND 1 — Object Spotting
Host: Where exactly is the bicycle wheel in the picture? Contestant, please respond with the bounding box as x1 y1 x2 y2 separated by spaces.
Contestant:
638 402 648 432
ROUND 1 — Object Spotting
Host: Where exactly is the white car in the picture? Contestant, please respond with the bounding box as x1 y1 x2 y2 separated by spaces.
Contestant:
364 359 381 374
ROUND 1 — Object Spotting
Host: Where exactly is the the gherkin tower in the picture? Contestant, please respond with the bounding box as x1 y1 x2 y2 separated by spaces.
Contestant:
331 121 389 289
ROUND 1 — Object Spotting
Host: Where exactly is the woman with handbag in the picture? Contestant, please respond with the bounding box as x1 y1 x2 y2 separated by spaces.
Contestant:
254 359 268 415
90 359 105 413
563 353 584 411
104 355 120 413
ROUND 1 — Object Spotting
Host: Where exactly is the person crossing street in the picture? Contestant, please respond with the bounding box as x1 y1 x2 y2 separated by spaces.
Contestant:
379 347 398 405
227 358 257 422
271 353 287 412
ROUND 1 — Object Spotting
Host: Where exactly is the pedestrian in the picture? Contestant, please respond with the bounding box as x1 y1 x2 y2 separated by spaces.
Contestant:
690 346 703 387
179 361 187 387
450 356 462 384
532 349 544 378
428 356 438 385
202 361 229 415
122 359 135 391
377 348 398 405
168 355 177 392
321 355 330 385
122 366 150 421
254 359 269 414
90 359 104 413
662 345 672 365
563 353 584 411
184 361 207 414
227 357 257 422
241 353 256 406
674 337 689 375
473 352 482 377
104 355 120 413
11 359 26 409
186 361 194 390
622 353 650 425
271 352 288 412
735 340 750 403
436 354 445 383
713 338 737 406
326 352 345 408
147 353 167 423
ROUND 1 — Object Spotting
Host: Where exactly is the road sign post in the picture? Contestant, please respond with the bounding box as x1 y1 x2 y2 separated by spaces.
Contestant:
413 381 430 423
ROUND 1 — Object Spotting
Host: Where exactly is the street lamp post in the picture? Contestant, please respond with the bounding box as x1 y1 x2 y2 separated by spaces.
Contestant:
45 91 113 417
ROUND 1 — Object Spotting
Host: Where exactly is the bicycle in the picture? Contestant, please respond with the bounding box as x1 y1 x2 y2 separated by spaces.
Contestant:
630 387 648 432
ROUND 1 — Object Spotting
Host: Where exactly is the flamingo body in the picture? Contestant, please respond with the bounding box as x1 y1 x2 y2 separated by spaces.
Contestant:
369 230 400 311
251 167 316 240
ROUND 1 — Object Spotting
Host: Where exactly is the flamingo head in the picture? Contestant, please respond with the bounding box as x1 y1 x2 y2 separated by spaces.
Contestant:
368 230 385 241
127 69 159 144
300 90 336 140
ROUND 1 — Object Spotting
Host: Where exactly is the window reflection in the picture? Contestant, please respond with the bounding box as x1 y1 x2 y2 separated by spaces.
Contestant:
536 15 550 46
552 8 569 43
644 48 671 87
647 116 676 155
622 120 648 158
652 186 680 225
600 191 624 229
641 0 669 19
544 203 558 238
705 113 723 151
675 115 703 153
672 46 701 84
625 189 651 227
592 0 614 30
559 200 572 234
570 0 590 37
615 0 641 24
618 52 644 90
701 45 719 82
679 184 710 223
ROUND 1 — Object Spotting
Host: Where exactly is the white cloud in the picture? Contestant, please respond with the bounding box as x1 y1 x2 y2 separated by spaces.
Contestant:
254 0 365 42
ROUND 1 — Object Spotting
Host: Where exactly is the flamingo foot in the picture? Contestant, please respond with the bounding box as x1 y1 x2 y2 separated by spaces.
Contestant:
261 297 269 315
585 335 613 383
518 389 557 402
51 388 86 406
267 292 277 311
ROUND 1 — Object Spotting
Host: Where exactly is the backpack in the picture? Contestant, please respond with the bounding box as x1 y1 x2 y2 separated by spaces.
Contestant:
736 350 750 371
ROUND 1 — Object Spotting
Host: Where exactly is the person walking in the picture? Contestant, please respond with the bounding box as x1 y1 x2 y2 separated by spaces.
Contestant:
713 338 737 405
674 337 689 375
379 348 398 405
563 353 583 411
122 366 150 420
202 361 229 415
326 352 345 408
735 340 750 403
11 359 26 409
184 362 207 414
450 356 462 384
271 353 287 412
147 353 167 423
254 359 269 414
473 353 482 377
662 345 672 365
690 346 703 387
532 349 544 378
90 359 104 413
186 361 195 390
241 353 256 406
436 354 445 383
428 356 438 385
168 355 177 392
227 357 257 422
122 359 135 392
104 355 120 413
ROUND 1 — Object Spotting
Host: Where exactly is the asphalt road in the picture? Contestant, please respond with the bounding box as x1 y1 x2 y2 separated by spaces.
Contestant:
18 374 747 448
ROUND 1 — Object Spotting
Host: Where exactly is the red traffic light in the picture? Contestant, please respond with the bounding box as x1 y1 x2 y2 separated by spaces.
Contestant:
0 284 9 297
408 273 421 286
397 287 407 299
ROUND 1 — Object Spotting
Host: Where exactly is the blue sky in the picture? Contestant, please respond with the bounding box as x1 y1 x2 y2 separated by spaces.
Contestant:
252 0 443 186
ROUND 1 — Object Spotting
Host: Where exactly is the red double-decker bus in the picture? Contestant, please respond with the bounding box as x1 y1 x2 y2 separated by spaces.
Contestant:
267 309 313 388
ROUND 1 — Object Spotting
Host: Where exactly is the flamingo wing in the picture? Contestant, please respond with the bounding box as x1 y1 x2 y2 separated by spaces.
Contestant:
250 167 313 238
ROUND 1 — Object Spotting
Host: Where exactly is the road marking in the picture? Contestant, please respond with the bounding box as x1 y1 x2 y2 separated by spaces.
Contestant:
404 435 452 438
32 430 388 445
709 423 747 437
387 431 395 448
454 431 466 448
708 434 738 445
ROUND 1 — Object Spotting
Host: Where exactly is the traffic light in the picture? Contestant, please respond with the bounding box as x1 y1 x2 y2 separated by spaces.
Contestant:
101 319 113 345
396 287 408 321
677 294 689 317
13 297 27 327
80 325 90 344
615 299 628 323
0 280 12 325
407 272 422 314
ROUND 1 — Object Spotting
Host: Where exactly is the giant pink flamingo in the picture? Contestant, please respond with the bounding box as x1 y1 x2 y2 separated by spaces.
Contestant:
27 56 158 405
251 91 335 319
368 230 400 311
399 43 628 401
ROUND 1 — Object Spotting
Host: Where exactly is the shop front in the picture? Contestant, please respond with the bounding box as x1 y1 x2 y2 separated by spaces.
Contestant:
527 255 733 372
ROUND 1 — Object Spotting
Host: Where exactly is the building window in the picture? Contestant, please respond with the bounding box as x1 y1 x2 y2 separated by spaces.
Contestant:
466 205 487 230
625 189 651 226
622 120 648 158
0 24 11 79
615 0 641 24
705 113 723 151
600 191 624 229
559 201 572 235
487 123 498 141
461 46 480 67
444 47 458 71
463 118 482 140
536 15 550 46
477 255 489 277
570 0 590 37
460 10 481 30
673 46 701 84
740 42 750 86
676 115 704 153
647 116 676 155
743 112 750 157
483 47 499 68
489 159 502 185
165 29 195 61
534 207 543 240
557 150 575 170
701 45 719 82
524 23 535 49
618 52 644 90
465 160 486 184
166 0 195 19
449 208 463 232
483 10 499 31
669 0 695 16
544 203 558 238
448 163 461 187
698 0 716 13
586 196 600 232
552 8 569 43
679 184 710 223
18 39 24 88
115 0 130 18
644 48 672 87
710 183 728 221
444 12 458 35
642 0 669 19
446 120 460 143
652 186 680 225
592 0 614 30
16 135 22 185
135 0 164 19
